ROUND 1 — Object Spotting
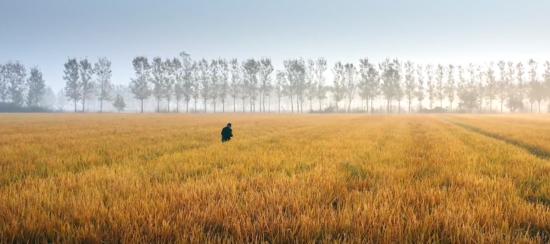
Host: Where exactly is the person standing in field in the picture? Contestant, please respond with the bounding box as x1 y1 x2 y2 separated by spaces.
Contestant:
221 123 233 143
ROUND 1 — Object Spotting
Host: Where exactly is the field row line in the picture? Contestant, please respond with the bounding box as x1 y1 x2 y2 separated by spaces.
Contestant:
443 118 550 160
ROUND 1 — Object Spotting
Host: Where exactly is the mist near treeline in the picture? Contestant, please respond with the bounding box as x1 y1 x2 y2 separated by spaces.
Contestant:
1 55 549 114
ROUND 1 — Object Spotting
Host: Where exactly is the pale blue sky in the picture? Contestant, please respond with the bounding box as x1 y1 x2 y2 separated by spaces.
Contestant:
1 0 550 90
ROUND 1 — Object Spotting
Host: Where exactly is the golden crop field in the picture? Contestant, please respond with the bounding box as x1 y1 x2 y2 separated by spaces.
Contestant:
0 114 549 243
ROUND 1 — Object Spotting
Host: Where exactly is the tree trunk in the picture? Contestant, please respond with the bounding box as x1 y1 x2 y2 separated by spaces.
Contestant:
222 98 225 113
74 100 77 113
278 96 281 113
290 96 294 113
261 93 264 112
140 99 144 113
249 98 255 113
213 99 216 113
186 100 189 113
157 98 160 113
100 99 103 113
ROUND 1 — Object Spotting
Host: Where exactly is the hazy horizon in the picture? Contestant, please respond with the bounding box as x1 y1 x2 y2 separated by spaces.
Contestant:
2 0 550 90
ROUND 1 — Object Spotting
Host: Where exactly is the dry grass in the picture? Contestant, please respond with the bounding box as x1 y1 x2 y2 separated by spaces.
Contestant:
0 114 549 243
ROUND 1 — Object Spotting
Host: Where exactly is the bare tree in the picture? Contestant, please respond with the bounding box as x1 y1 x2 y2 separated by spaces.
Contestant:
435 64 445 108
506 62 522 112
130 56 152 113
305 60 316 112
274 70 286 113
415 64 425 111
332 62 346 112
496 61 509 113
285 59 307 113
528 59 544 112
0 64 7 102
151 57 165 112
178 52 194 113
343 63 357 112
3 62 27 106
403 61 416 113
198 59 210 112
218 59 230 112
209 59 220 112
165 58 178 112
514 62 525 111
485 63 497 112
457 64 479 112
173 57 184 112
358 59 379 112
314 58 328 111
259 58 273 112
426 64 435 109
243 59 260 112
63 59 80 112
94 57 112 112
229 59 241 112
191 61 200 112
395 60 404 113
381 59 400 113
445 64 455 112
79 58 95 112
26 67 45 107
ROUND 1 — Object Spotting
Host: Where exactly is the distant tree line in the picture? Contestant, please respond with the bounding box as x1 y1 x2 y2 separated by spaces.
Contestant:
62 57 120 112
4 55 550 113
0 61 49 111
124 53 550 113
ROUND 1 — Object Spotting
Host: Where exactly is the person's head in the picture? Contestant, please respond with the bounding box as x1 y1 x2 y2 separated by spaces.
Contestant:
227 123 231 128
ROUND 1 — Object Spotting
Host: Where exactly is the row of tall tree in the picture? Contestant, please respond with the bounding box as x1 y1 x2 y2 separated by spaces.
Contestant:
62 57 115 112
125 53 550 113
0 62 46 107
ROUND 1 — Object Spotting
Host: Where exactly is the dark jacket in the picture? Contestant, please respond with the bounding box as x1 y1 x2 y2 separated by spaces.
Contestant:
221 126 233 142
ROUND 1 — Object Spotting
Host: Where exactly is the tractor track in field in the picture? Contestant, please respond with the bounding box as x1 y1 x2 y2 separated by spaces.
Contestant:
443 118 550 160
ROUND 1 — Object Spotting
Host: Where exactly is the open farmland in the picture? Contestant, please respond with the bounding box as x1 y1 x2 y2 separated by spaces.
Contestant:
0 114 549 243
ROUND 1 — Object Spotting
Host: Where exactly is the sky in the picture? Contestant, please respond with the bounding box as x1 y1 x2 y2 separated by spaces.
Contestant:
1 0 550 90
